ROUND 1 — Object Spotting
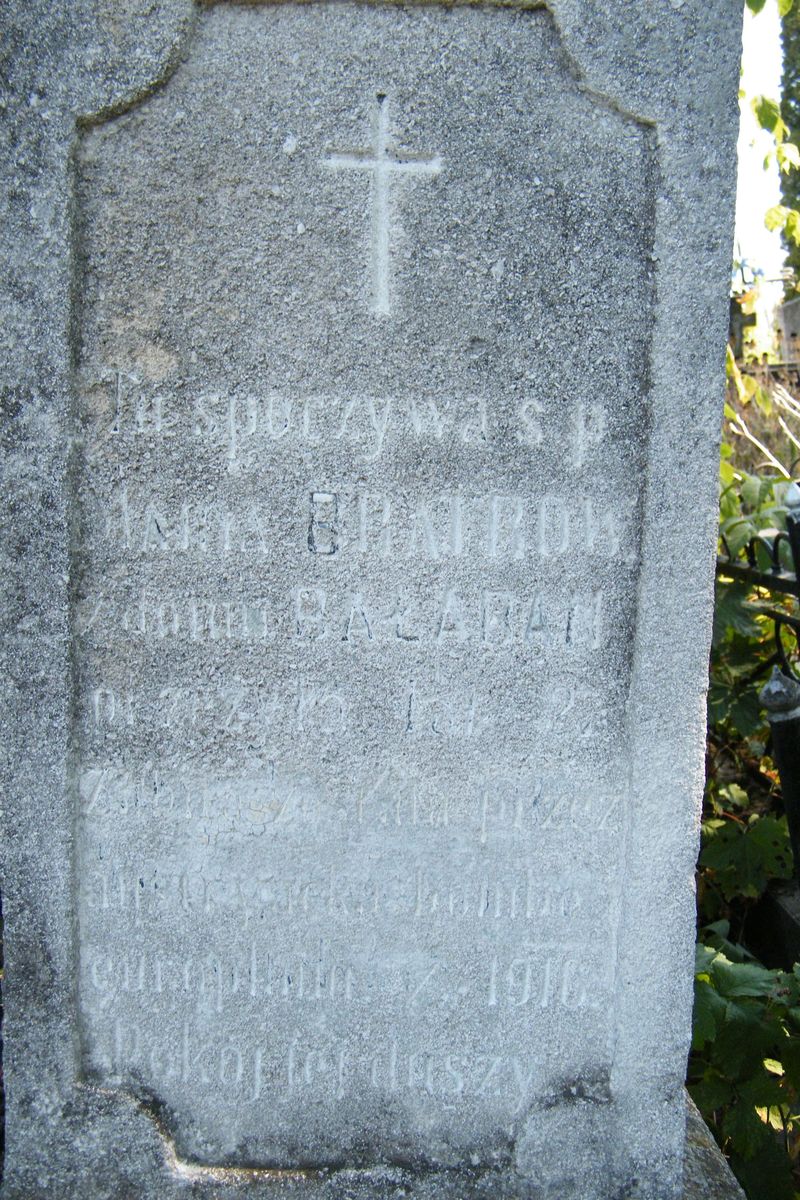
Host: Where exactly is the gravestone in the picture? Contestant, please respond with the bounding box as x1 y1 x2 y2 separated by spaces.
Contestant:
1 2 742 1198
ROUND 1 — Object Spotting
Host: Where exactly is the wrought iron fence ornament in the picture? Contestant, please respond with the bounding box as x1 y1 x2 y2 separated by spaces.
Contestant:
759 666 800 886
715 480 800 682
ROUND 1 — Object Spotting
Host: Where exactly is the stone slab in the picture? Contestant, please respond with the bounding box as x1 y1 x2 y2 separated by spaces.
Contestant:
74 0 654 1177
747 880 800 969
0 2 742 1197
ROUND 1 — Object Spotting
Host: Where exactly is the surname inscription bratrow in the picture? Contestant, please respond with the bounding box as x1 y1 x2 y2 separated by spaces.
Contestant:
72 1 654 1168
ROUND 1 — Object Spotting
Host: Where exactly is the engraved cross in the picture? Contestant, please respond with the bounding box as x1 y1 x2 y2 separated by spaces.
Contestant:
324 94 442 316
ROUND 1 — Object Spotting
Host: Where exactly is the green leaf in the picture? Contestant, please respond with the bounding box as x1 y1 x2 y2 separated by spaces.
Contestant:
720 459 736 488
743 816 794 881
777 142 800 173
700 817 792 900
707 681 732 726
712 583 761 645
775 1034 800 1078
704 920 733 945
754 386 774 416
728 689 768 737
779 0 794 16
696 941 719 976
746 0 768 13
785 208 800 246
711 999 779 1077
693 978 727 1049
721 634 773 674
738 1073 787 1108
710 957 779 1000
689 1074 735 1114
705 926 767 964
722 1091 772 1158
707 680 767 736
756 97 782 134
742 375 761 402
719 783 750 810
741 473 762 507
765 203 790 231
718 516 757 557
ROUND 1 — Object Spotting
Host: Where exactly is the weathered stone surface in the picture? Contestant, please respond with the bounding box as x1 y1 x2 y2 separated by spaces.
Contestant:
1 2 742 1198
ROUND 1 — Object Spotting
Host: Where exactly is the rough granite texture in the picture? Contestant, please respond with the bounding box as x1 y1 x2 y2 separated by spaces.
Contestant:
0 1 742 1197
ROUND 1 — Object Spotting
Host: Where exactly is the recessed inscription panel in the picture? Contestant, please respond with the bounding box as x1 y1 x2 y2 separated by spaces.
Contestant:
73 2 653 1169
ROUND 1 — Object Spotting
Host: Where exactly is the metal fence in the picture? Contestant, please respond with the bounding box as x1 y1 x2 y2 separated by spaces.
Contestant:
717 486 800 680
716 486 800 881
